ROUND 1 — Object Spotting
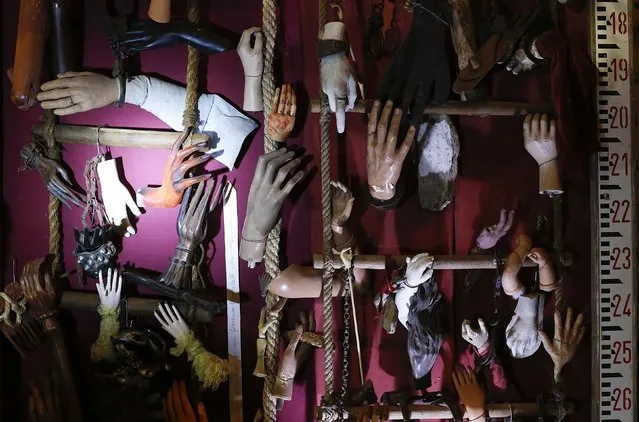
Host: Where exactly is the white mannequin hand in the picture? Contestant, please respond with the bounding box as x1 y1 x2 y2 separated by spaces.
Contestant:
97 159 141 237
404 253 434 288
506 294 542 358
461 318 489 350
320 22 357 134
523 113 562 194
476 209 514 250
237 27 264 77
154 302 191 340
96 268 122 310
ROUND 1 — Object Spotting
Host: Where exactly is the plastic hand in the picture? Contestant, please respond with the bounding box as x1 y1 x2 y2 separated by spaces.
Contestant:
37 72 119 116
28 376 62 422
154 303 190 340
461 318 489 350
504 36 543 75
163 380 208 422
404 253 434 288
237 27 263 77
319 22 357 133
266 84 297 142
523 113 561 194
137 129 212 208
367 100 416 201
96 268 122 310
528 247 557 292
505 294 542 358
452 365 485 421
97 159 141 237
539 308 586 382
240 149 305 266
331 181 354 231
20 258 57 320
272 325 303 400
476 209 514 250
20 143 86 209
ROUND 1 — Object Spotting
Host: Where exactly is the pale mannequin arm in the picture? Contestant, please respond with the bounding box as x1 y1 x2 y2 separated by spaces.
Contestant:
501 234 532 298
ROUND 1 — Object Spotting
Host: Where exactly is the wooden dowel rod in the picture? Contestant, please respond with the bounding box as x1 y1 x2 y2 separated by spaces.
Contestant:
310 99 554 116
312 253 573 270
317 402 573 420
60 291 212 323
31 123 209 149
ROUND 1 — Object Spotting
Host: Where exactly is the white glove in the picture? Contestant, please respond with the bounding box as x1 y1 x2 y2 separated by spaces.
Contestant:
396 253 435 328
97 158 141 237
506 293 544 358
461 318 489 350
154 302 190 340
319 22 357 134
96 267 122 310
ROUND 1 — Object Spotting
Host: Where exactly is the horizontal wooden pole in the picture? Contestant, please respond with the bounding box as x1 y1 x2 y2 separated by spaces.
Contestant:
313 253 573 270
31 123 209 149
60 291 212 323
316 402 573 420
310 99 554 116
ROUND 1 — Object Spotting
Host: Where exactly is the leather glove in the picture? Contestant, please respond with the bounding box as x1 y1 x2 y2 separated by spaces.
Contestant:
97 158 141 237
272 325 303 401
475 209 514 250
137 129 212 208
461 318 489 352
505 293 543 358
378 0 451 126
539 308 586 382
319 21 357 133
240 149 305 267
111 20 238 56
366 100 416 203
37 72 119 116
396 252 434 328
163 380 209 422
237 27 264 111
523 113 562 194
266 84 297 142
452 365 486 421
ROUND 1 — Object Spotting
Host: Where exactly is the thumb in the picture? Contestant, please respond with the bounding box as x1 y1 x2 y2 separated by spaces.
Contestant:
335 97 346 134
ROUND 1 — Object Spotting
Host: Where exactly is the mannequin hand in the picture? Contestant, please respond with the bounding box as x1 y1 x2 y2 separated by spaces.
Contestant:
367 100 416 200
294 311 316 370
97 159 141 237
154 303 190 340
527 247 549 266
539 308 586 382
461 318 489 350
138 129 212 208
320 22 357 134
242 149 304 243
506 294 542 358
523 113 557 165
404 253 434 288
237 27 263 77
96 268 122 310
28 376 62 422
164 380 208 422
266 84 297 142
331 181 354 230
37 72 118 116
177 180 214 249
452 365 485 421
505 37 542 75
20 258 57 320
476 209 514 250
21 143 86 209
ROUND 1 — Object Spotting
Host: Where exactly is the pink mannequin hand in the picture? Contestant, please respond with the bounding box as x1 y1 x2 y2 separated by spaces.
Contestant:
476 209 514 249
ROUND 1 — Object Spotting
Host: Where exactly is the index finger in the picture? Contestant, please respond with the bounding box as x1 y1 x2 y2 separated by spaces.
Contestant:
254 149 288 180
397 125 416 162
384 108 402 155
376 101 394 150
367 100 382 150
523 114 533 140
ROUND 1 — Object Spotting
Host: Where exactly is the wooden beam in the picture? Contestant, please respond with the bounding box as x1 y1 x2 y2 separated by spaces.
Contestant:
313 253 573 270
31 123 209 149
310 99 554 116
60 291 213 323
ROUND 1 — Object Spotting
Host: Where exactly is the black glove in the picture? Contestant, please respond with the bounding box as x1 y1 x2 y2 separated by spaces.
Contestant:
378 0 451 126
111 20 239 56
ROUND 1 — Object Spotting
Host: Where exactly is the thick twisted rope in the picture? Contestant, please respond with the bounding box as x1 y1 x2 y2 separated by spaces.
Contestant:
318 0 336 400
43 110 63 275
261 1 282 421
182 1 201 130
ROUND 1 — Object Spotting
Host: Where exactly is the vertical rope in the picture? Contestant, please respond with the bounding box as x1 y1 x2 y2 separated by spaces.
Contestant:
318 0 335 400
261 1 282 421
43 110 63 275
182 0 201 130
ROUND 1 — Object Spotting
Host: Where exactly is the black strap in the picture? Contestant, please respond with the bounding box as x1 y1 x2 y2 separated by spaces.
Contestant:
317 39 349 59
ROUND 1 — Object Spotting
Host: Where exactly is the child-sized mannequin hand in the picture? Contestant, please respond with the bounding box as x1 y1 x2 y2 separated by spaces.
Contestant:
97 158 141 237
163 380 208 422
452 365 486 421
523 113 562 195
539 308 586 382
237 27 264 111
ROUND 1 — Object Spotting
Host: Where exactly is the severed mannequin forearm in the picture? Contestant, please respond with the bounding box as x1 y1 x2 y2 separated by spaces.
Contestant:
501 234 532 298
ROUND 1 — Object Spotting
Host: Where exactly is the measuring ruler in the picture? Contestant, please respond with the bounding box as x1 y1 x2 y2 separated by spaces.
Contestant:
224 185 243 422
592 1 637 421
